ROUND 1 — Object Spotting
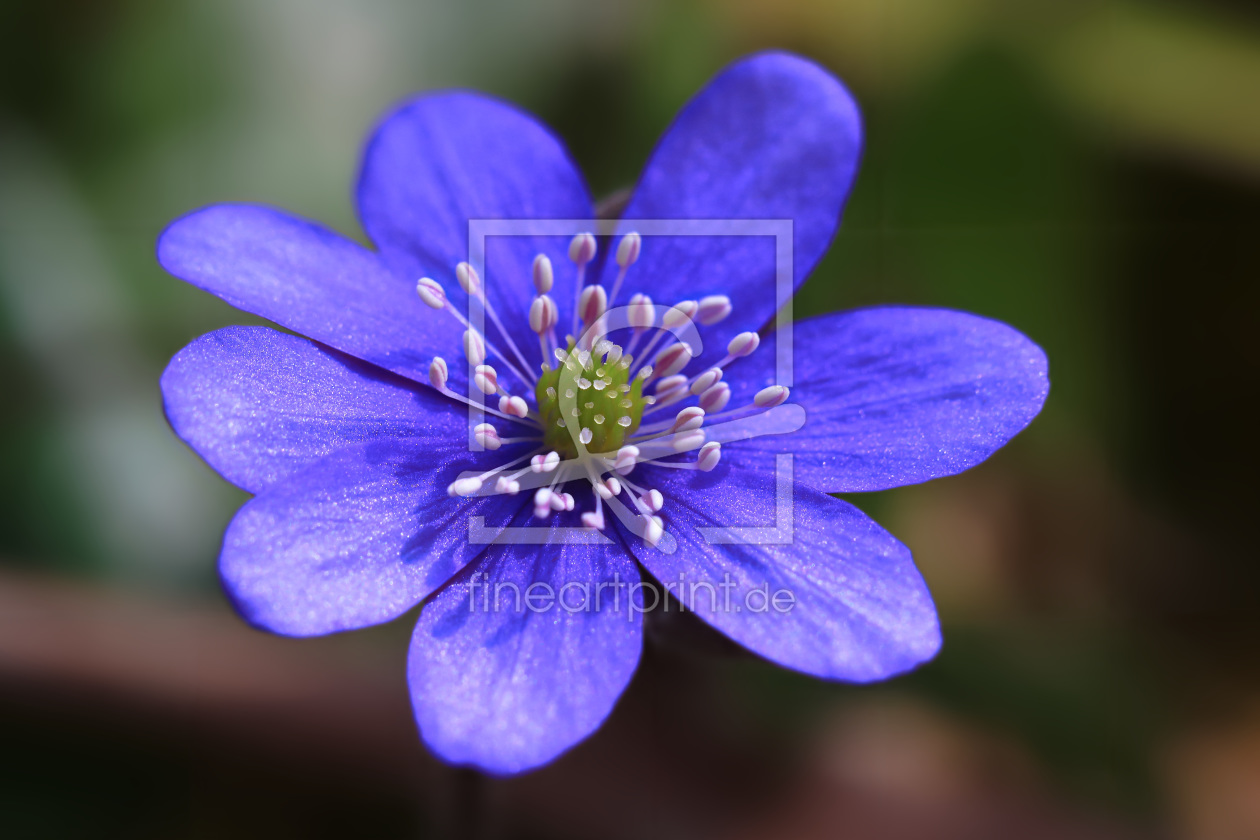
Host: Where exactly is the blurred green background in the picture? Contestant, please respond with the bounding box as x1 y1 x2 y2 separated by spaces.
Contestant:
1 1 1258 838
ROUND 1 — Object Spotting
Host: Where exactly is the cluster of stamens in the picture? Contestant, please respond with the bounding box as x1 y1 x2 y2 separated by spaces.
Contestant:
416 231 790 547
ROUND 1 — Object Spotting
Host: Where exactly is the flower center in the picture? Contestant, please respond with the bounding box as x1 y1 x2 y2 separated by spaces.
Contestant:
536 340 646 458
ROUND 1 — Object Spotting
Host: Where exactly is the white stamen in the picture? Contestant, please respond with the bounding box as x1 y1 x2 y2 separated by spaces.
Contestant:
579 284 607 325
569 232 597 265
696 441 721 472
662 300 699 330
532 254 554 294
653 342 693 379
463 329 486 365
643 488 664 512
614 445 640 475
605 476 622 497
581 510 606 530
417 277 447 309
530 451 560 473
561 492 576 512
727 331 760 358
473 364 498 395
699 382 731 413
498 395 529 418
654 374 688 396
473 422 502 450
529 294 558 334
616 232 641 268
643 515 664 547
448 476 483 497
428 356 448 389
697 295 732 325
628 293 655 330
495 476 520 495
534 488 554 518
652 387 688 409
671 429 707 452
455 262 481 295
754 385 790 408
671 406 706 433
690 367 723 395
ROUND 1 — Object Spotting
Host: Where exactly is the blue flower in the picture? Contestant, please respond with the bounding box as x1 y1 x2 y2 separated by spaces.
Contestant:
158 52 1048 775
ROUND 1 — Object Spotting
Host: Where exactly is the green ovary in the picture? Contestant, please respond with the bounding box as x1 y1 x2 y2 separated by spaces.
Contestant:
535 340 645 458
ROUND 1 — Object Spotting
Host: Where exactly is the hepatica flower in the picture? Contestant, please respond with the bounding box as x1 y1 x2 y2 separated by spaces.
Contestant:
159 52 1048 774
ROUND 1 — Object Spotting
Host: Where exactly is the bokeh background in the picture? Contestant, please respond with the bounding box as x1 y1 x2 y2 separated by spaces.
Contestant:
2 0 1258 837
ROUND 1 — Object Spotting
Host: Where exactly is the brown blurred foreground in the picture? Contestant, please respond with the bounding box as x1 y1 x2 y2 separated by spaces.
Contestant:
0 567 1167 840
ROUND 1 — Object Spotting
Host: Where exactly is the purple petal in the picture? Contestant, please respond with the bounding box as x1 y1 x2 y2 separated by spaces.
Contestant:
597 52 861 368
157 204 459 385
221 440 526 637
161 326 477 494
409 523 641 774
723 307 1049 492
357 92 594 360
624 456 939 682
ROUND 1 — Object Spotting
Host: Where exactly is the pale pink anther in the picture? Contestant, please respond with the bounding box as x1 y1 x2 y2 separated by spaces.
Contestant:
428 356 448 389
569 232 597 265
642 488 664 512
473 364 498 395
581 510 606 530
463 329 486 365
671 429 707 452
754 385 790 408
579 284 607 324
697 295 732 325
671 406 706 433
529 295 558 334
614 445 640 475
448 477 483 497
727 331 760 358
532 254 554 294
643 515 664 547
653 342 693 379
499 395 528 418
653 386 688 409
698 382 731 413
416 277 446 309
473 422 501 450
455 261 481 295
653 374 688 396
662 300 698 330
495 476 520 495
534 488 554 518
615 232 641 268
690 367 723 395
696 441 721 472
628 293 655 330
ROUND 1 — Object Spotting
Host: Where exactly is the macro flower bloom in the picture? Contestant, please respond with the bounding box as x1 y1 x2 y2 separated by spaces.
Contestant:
158 52 1048 775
